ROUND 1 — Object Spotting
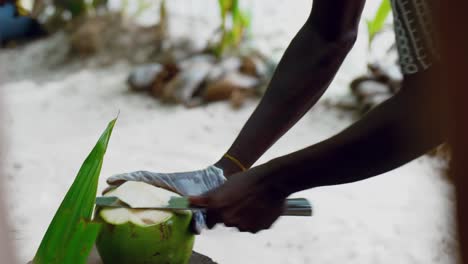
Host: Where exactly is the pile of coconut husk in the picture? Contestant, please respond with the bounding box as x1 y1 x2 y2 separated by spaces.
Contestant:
38 11 169 66
326 62 402 116
45 10 274 108
127 50 274 108
68 13 165 63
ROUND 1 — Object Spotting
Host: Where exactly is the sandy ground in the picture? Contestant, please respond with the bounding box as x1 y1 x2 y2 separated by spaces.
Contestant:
0 0 458 263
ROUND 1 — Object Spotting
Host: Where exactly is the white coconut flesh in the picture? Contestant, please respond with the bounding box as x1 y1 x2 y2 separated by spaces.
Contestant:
100 181 188 227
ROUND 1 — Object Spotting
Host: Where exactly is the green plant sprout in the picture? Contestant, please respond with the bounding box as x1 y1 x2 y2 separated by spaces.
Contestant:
214 0 251 57
366 0 392 44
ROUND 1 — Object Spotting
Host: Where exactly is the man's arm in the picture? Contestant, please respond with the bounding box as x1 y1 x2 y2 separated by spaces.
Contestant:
261 68 445 196
188 68 446 233
216 1 366 175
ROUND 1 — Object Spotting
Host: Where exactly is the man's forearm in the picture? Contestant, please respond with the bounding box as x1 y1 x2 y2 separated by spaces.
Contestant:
216 0 367 176
263 71 445 196
216 23 357 175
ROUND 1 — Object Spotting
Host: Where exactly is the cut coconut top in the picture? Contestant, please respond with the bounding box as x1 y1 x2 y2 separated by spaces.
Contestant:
106 181 180 208
99 181 186 227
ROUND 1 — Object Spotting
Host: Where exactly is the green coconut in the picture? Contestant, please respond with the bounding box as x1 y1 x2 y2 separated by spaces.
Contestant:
95 181 195 264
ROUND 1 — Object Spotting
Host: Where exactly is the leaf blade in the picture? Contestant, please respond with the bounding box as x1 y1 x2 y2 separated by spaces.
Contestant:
33 118 117 264
367 0 392 43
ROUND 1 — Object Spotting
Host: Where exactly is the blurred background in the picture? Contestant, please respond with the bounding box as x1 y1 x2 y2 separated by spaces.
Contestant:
0 0 457 263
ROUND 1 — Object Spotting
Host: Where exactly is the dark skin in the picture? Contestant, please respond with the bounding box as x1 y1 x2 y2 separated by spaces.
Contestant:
191 0 445 233
215 0 366 176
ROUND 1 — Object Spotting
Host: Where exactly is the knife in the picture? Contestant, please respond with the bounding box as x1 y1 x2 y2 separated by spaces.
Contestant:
95 196 313 216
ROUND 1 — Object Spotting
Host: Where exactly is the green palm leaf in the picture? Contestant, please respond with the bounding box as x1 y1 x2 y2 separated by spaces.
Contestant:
33 118 117 264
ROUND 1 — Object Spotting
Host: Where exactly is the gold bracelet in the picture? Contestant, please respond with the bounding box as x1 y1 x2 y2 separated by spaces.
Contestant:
223 153 247 172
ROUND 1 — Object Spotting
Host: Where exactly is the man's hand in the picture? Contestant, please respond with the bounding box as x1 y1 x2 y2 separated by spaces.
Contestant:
105 165 226 233
190 165 286 233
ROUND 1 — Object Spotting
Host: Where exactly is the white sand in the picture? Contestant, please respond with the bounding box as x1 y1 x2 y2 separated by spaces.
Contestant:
0 1 457 263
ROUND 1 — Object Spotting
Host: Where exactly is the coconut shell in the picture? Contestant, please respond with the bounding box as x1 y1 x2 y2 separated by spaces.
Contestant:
96 210 194 264
95 182 195 264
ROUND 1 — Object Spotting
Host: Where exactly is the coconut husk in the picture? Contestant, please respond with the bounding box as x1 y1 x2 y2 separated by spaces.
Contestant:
161 55 215 105
362 92 392 109
351 79 391 100
224 71 260 88
348 62 402 114
127 63 164 91
69 16 108 56
357 63 401 93
230 89 254 109
240 56 257 76
155 37 205 65
203 71 259 107
203 79 235 102
151 63 180 97
66 12 164 64
206 57 242 82
240 53 271 79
